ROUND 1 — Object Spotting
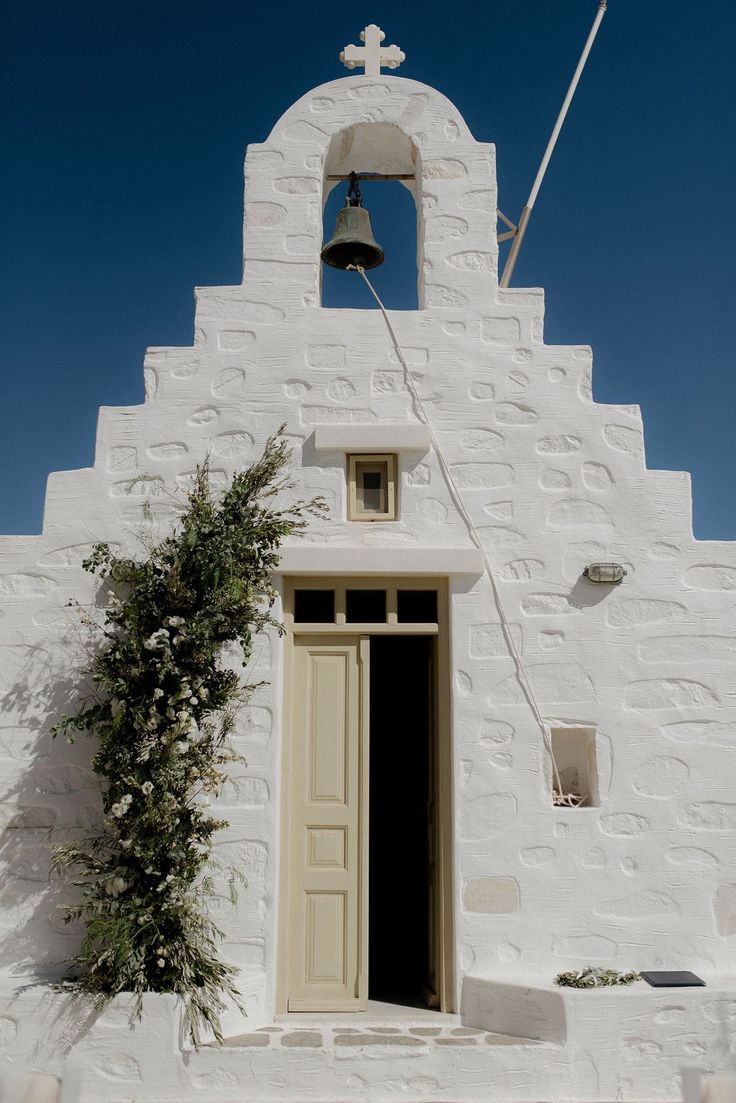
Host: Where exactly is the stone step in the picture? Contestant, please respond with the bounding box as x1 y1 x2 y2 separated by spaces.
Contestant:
219 1023 542 1050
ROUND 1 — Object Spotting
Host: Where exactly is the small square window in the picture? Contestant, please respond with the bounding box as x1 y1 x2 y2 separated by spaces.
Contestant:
397 589 438 623
348 454 397 521
293 589 335 623
346 589 387 623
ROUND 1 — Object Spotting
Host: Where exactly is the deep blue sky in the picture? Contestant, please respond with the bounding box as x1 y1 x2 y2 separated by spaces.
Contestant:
2 1 734 537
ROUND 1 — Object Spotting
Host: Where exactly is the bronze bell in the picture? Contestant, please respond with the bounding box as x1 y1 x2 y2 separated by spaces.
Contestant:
321 173 385 271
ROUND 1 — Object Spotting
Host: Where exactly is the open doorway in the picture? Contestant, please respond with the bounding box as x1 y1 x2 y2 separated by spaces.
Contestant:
277 577 453 1015
369 635 436 1008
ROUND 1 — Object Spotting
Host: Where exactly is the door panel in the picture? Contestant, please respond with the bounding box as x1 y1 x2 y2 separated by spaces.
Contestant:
308 652 348 802
304 892 346 985
287 636 368 1011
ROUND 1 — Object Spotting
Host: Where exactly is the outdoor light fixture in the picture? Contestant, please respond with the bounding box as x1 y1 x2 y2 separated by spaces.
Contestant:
583 562 627 584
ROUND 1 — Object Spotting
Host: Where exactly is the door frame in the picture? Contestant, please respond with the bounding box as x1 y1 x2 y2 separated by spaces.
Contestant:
276 576 454 1014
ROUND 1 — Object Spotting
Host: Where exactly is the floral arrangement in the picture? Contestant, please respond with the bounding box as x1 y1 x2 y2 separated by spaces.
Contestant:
555 966 641 988
51 433 324 1042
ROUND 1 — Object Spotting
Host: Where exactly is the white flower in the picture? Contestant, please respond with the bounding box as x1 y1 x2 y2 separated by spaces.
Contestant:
153 688 164 700
179 687 193 700
198 688 209 700
105 876 128 897
174 741 188 754
166 616 185 627
157 957 166 967
143 628 170 651
141 781 154 795
189 697 198 706
110 794 132 817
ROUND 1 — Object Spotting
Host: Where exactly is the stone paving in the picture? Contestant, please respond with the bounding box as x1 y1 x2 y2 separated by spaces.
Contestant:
220 1023 541 1050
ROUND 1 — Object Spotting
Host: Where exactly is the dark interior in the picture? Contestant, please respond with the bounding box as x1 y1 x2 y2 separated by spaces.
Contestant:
293 588 334 623
369 635 434 1007
346 588 387 623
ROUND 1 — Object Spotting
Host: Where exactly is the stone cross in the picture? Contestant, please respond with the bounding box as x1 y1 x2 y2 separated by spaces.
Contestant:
339 25 405 77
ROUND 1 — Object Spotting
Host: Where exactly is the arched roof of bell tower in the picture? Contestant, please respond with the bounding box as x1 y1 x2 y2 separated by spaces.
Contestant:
266 75 476 150
243 76 498 309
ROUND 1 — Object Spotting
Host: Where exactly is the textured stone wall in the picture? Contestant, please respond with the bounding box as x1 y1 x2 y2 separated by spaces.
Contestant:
1 73 735 1098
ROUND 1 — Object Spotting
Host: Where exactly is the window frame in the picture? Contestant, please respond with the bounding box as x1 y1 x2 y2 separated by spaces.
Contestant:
347 453 397 522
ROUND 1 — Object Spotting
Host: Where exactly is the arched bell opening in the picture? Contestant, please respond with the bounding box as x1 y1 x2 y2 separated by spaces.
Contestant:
321 123 421 310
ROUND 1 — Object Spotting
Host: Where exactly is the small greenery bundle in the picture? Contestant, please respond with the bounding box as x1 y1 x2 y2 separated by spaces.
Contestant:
51 433 324 1042
555 966 641 989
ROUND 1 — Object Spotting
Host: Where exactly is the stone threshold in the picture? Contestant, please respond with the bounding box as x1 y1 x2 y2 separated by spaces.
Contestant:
218 1022 544 1049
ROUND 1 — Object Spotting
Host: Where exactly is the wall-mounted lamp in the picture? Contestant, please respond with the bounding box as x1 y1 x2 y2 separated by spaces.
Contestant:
583 562 627 585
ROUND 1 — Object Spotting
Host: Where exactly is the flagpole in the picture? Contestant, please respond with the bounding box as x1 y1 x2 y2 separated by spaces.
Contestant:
500 1 609 288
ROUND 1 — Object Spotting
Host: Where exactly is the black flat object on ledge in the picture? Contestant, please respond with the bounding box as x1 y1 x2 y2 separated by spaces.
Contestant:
640 970 705 987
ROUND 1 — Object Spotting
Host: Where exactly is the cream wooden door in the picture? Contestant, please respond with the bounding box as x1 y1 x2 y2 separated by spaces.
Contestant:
285 635 369 1011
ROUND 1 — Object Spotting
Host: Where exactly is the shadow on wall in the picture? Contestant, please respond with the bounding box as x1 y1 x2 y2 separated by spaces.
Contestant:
0 612 104 987
567 575 622 610
300 435 430 502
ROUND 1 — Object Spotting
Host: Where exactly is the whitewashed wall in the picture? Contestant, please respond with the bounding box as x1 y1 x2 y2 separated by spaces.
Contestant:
1 74 735 1100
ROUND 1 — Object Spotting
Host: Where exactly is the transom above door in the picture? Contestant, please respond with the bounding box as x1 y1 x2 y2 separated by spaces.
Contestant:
284 578 440 635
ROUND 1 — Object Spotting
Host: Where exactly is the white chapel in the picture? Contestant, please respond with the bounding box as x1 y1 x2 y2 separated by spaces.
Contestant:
1 24 736 1103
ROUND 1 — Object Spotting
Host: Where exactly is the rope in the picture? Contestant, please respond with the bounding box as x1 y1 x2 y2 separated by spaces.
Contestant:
347 264 567 797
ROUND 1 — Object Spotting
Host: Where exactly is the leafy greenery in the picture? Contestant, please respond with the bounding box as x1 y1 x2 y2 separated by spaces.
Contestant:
51 433 324 1043
555 966 640 988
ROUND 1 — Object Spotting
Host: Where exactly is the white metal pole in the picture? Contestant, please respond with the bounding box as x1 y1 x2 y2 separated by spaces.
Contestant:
500 0 608 288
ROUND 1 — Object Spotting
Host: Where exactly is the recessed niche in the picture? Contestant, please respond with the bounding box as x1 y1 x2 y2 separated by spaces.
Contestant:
550 726 598 807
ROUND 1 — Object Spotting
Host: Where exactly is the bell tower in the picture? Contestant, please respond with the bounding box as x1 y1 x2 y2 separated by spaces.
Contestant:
240 33 500 313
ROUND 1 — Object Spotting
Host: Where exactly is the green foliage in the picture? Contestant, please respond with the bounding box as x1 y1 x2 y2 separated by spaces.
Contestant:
51 433 324 1043
555 966 641 989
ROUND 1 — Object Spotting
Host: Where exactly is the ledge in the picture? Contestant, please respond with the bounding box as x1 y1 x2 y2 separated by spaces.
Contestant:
275 546 483 576
312 425 431 454
461 977 567 1044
